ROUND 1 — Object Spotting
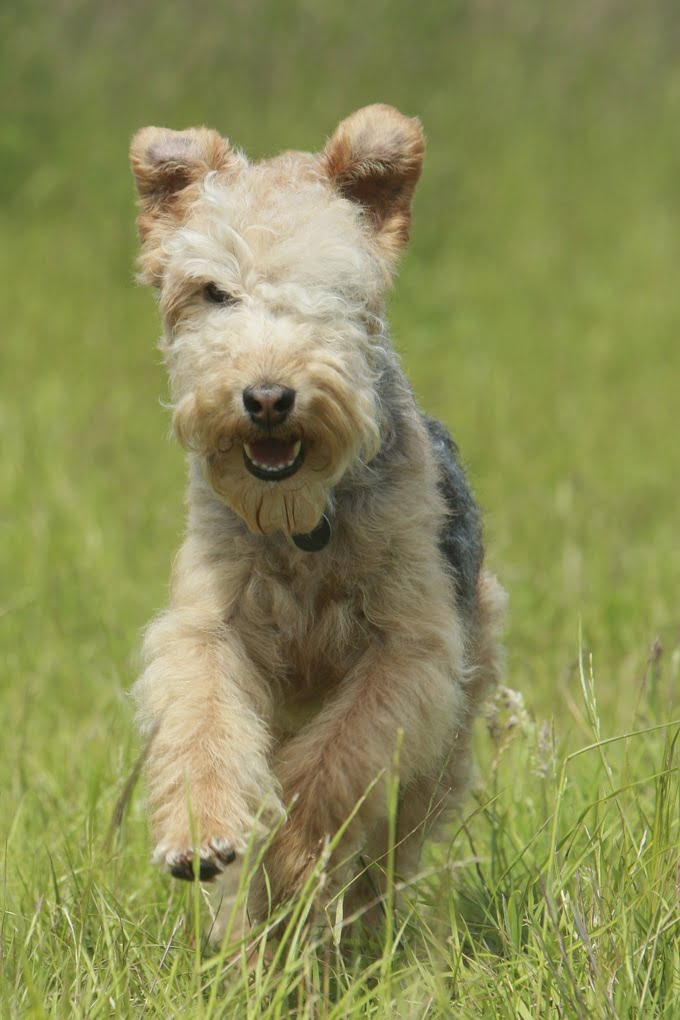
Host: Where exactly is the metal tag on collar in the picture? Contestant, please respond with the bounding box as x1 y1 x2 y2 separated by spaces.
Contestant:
292 513 332 552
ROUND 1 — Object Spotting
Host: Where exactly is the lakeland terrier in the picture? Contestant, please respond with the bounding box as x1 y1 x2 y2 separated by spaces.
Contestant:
129 105 506 923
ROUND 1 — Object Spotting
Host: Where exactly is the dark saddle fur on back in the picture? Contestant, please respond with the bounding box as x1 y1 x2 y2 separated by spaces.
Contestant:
423 415 483 619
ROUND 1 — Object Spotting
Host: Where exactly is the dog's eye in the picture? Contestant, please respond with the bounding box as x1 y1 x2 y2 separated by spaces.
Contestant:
204 282 236 306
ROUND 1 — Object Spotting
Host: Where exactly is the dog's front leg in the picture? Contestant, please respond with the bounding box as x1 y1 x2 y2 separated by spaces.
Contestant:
264 630 466 905
133 548 280 881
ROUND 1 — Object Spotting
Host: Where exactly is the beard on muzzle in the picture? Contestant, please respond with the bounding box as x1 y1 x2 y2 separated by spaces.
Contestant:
206 454 331 536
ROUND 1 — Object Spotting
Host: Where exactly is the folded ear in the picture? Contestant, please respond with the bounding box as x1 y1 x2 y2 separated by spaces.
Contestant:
130 126 235 213
129 127 237 282
321 104 425 263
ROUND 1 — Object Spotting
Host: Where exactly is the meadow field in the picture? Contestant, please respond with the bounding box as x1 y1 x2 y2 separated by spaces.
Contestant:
1 1 679 1016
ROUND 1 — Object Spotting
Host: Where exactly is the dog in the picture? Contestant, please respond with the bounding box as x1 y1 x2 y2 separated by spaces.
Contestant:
128 104 506 926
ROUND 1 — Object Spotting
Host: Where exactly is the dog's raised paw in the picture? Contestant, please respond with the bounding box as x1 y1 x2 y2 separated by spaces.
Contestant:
159 838 237 882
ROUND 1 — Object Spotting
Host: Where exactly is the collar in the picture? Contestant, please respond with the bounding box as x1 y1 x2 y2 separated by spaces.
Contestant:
291 512 332 552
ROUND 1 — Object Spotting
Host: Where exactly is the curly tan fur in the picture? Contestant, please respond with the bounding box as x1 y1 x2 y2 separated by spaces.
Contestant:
128 105 506 927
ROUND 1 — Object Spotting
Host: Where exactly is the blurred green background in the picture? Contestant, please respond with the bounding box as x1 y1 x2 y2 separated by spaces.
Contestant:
1 3 679 1014
1 0 679 779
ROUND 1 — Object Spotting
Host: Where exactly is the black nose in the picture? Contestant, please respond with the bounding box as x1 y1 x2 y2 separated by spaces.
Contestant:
242 384 296 428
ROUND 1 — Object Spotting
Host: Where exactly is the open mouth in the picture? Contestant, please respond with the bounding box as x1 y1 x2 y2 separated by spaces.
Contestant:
243 438 304 481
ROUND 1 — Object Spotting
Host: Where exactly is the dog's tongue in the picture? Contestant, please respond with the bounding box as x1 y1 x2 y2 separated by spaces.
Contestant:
248 438 297 467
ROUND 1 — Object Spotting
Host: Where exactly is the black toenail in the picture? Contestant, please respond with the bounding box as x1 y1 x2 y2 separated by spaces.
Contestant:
198 859 222 881
215 847 236 865
170 860 195 881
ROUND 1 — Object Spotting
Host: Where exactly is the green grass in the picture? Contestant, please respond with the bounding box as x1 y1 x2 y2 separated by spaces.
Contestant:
1 1 679 1015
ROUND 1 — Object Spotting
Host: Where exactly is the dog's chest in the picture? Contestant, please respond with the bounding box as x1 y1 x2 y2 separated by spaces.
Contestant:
235 549 368 703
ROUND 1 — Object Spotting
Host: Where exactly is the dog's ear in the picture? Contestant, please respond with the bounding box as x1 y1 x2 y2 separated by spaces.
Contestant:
321 104 424 262
130 126 234 216
129 127 236 282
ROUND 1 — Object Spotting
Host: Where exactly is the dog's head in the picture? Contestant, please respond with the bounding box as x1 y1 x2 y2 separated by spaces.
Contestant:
130 106 424 536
